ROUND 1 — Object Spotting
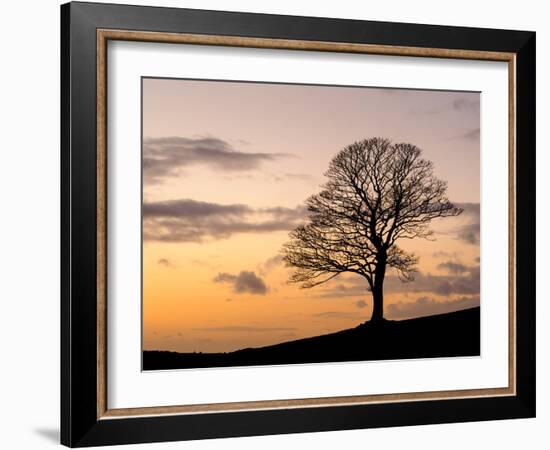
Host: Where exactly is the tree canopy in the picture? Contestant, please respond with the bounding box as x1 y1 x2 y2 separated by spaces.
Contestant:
283 137 462 321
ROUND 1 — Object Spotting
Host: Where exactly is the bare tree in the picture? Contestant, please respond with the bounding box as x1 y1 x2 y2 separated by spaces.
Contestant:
283 138 462 323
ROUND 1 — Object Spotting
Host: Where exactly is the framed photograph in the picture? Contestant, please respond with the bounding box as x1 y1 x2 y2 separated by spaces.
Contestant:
61 2 535 447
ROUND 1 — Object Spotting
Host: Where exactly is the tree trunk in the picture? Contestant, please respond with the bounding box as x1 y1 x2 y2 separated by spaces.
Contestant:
370 284 384 322
370 253 387 323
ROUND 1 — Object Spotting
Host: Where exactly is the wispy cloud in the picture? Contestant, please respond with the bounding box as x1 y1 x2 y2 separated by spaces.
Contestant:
143 136 291 183
437 261 469 274
385 263 480 296
282 173 318 182
312 311 363 320
410 95 479 116
354 300 368 309
157 258 173 267
143 198 307 242
258 254 285 275
454 202 480 245
192 326 296 332
432 251 460 259
457 128 480 141
316 260 480 298
143 199 249 218
213 271 268 295
387 295 480 319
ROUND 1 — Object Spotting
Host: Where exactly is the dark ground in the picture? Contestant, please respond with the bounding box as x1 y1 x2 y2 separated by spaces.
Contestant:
143 307 480 371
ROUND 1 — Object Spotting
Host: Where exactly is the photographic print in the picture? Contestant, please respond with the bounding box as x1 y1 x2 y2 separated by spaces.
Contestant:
141 78 481 371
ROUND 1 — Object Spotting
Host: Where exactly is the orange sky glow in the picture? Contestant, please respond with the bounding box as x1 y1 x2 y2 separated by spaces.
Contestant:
142 78 480 353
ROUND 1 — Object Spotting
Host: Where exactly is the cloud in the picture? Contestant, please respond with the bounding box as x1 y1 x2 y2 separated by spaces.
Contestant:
386 295 480 319
143 198 307 242
410 96 479 116
316 261 480 299
454 202 480 245
266 173 315 183
437 261 468 274
432 251 460 259
283 173 318 182
354 300 368 309
193 326 295 332
452 97 480 112
143 136 290 183
258 254 284 275
157 258 173 267
213 271 268 295
312 311 363 320
385 263 479 297
458 128 480 141
143 199 250 218
313 277 369 299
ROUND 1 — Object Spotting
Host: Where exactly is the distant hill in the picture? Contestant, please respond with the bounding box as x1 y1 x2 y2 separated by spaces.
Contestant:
143 307 480 371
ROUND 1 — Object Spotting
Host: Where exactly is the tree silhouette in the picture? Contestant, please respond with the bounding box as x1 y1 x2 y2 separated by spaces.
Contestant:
283 138 462 323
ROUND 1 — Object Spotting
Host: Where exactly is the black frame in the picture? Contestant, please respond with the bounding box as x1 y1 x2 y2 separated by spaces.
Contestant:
61 1 536 447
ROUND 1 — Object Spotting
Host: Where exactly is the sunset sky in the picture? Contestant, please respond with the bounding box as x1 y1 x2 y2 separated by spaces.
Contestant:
142 77 480 353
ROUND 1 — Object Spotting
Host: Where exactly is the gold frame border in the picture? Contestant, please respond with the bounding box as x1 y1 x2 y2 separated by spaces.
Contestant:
96 29 517 420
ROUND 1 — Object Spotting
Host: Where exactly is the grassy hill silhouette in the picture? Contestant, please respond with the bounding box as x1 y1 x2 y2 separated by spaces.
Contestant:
143 307 480 371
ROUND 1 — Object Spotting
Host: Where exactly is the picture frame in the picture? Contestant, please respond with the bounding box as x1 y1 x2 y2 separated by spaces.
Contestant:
60 1 535 447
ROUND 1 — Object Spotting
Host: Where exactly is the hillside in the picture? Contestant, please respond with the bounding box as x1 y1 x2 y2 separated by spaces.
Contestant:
143 307 480 371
